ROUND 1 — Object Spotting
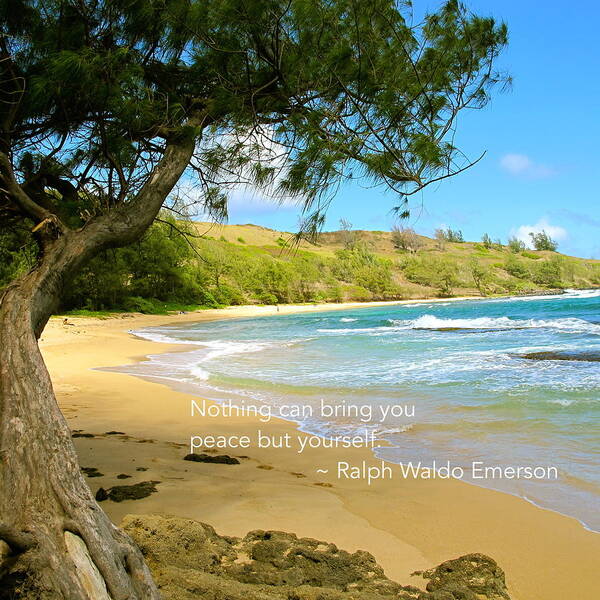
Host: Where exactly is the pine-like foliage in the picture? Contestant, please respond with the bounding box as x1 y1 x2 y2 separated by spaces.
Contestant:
1 0 508 235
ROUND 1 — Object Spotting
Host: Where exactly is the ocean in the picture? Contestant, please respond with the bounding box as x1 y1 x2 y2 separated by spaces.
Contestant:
105 289 600 532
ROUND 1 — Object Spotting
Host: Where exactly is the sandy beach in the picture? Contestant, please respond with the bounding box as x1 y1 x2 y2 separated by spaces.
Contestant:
40 301 600 600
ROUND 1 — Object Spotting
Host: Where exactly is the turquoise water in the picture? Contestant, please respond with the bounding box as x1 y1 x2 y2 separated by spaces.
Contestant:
112 290 600 531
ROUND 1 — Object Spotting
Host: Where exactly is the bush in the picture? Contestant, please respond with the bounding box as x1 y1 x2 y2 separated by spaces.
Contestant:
391 226 423 253
531 258 563 288
257 292 279 305
212 284 244 306
122 296 164 314
529 230 558 251
504 255 529 279
401 256 460 296
508 236 526 253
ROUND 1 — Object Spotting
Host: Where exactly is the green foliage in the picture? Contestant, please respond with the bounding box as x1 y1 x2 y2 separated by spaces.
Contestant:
0 226 37 286
1 0 510 248
481 233 493 249
531 257 563 288
508 236 526 253
332 244 393 294
401 255 461 296
469 258 490 295
436 227 464 243
503 255 529 279
588 264 600 285
529 230 558 251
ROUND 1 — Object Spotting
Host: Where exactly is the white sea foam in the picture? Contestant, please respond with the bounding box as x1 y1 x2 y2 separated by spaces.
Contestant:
319 315 599 335
340 317 358 322
190 366 210 380
494 288 600 303
398 315 600 335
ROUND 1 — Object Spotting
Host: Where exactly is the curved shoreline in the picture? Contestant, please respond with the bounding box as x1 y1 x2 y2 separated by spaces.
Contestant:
40 301 600 600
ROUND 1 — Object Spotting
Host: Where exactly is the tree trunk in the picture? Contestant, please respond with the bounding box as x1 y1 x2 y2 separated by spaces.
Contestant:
0 234 160 599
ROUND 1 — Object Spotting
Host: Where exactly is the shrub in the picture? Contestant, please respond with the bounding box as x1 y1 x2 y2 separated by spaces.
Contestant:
508 236 526 253
529 230 558 251
531 258 563 288
504 255 529 279
391 226 423 253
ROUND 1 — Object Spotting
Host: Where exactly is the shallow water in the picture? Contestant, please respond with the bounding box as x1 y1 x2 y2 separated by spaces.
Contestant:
105 289 600 531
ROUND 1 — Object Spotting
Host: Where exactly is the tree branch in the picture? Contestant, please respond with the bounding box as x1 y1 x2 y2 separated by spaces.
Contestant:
0 151 53 224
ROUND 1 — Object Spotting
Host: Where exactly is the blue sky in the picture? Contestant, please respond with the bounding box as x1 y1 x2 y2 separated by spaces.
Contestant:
222 0 600 258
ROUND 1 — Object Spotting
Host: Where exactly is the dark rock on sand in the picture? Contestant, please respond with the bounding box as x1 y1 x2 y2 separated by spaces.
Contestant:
81 467 104 478
95 488 108 501
108 480 160 502
105 430 125 435
136 467 148 471
116 473 132 479
123 514 513 600
184 453 240 465
95 481 160 502
72 432 94 438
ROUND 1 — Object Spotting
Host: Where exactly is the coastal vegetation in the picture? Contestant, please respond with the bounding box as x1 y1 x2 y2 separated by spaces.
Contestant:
2 220 597 314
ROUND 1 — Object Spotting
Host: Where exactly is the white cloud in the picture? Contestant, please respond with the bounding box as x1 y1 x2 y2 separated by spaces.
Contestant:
500 153 556 178
511 218 568 248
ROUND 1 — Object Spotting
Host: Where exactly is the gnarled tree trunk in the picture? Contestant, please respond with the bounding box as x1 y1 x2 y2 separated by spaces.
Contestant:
0 233 160 599
0 134 197 598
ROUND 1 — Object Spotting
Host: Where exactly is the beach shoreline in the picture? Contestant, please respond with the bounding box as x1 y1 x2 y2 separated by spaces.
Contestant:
40 300 600 600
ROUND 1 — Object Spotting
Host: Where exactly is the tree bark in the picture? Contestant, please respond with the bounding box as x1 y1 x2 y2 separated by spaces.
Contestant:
0 132 198 598
0 236 161 599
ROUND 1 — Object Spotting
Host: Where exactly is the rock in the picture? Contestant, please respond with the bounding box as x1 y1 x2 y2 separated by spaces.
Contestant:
81 467 104 478
518 351 600 362
184 453 240 465
72 432 94 438
106 481 160 502
116 474 131 479
122 514 513 600
136 467 148 471
417 554 511 600
95 488 108 501
105 430 125 435
95 481 160 502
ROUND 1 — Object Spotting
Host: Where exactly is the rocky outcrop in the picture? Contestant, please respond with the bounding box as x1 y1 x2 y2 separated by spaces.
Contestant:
123 514 512 600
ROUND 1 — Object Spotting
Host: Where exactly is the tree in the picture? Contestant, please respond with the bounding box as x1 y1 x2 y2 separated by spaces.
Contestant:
508 236 526 253
435 226 464 244
391 225 423 253
481 233 492 249
529 230 558 251
436 261 459 296
434 228 447 250
469 258 489 295
339 218 357 249
0 0 508 596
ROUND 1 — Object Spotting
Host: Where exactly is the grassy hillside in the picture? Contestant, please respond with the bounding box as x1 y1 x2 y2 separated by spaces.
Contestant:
3 219 599 315
189 221 600 301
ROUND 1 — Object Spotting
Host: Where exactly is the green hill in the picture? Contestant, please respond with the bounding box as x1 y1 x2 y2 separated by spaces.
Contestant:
186 220 599 300
3 219 599 315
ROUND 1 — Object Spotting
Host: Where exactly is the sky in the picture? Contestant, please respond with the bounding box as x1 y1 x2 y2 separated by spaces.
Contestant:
212 0 600 258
